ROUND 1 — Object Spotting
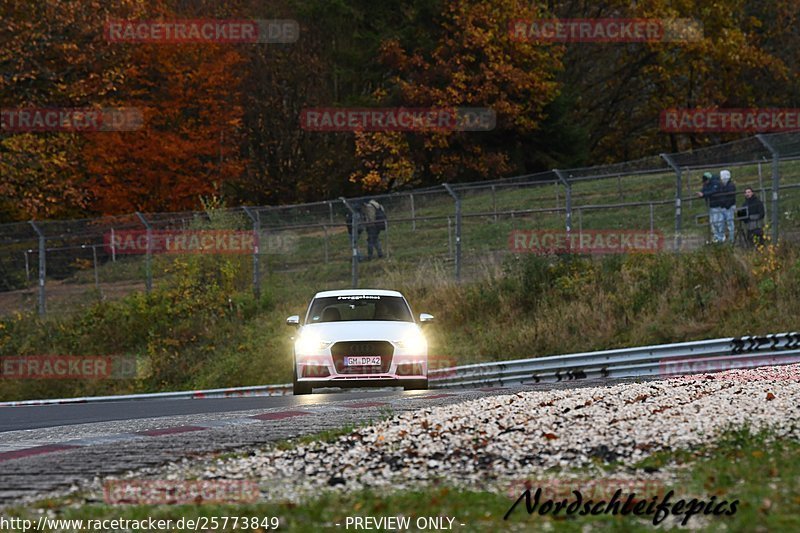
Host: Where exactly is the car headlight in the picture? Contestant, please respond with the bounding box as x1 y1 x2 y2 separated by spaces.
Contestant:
295 331 333 354
395 332 427 353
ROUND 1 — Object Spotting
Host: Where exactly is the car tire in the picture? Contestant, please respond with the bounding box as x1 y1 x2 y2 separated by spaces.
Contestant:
403 379 428 391
292 361 312 395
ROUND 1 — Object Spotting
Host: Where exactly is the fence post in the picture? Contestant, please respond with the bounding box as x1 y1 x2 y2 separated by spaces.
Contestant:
242 207 261 300
553 169 572 233
756 134 780 243
409 193 416 231
660 154 682 251
24 250 30 282
443 184 461 282
82 244 100 292
649 203 655 234
757 159 768 223
134 212 152 293
447 217 453 258
328 201 334 225
340 197 359 288
555 183 560 219
491 185 497 222
323 225 329 263
110 227 117 262
29 221 46 316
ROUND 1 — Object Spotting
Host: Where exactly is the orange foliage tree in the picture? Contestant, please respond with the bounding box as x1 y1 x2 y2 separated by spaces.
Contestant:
82 42 246 214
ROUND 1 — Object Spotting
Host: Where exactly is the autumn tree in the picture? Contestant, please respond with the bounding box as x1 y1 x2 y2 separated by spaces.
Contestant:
349 0 563 190
0 0 145 221
552 0 793 160
82 41 246 214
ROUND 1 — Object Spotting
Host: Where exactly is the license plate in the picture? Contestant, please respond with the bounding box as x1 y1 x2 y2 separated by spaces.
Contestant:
344 356 382 366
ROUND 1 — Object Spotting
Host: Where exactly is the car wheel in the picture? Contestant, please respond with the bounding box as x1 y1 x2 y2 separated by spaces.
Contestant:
403 379 428 391
292 360 312 395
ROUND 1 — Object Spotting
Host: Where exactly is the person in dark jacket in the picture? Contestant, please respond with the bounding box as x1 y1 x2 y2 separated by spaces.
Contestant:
360 199 385 260
717 170 736 243
740 187 765 245
697 171 724 242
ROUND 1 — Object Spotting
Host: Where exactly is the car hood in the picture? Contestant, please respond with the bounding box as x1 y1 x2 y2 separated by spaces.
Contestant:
300 321 420 342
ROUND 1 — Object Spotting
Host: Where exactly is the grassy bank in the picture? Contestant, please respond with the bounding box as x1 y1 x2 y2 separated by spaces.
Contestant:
2 242 799 401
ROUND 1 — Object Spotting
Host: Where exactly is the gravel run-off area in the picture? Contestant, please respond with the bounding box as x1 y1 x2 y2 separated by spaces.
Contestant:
107 365 800 504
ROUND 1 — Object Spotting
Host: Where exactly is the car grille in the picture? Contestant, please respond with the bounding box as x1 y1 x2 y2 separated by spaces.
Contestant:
331 341 394 374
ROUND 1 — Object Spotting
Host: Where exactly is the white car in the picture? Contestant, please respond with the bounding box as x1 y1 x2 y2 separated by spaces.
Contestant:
286 289 434 395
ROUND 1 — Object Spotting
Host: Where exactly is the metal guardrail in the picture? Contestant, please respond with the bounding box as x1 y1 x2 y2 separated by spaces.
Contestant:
2 332 798 406
429 331 800 388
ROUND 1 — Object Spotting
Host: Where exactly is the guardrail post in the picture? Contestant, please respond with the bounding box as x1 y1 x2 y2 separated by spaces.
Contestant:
756 134 780 243
340 197 359 288
553 169 572 233
242 206 262 300
443 184 461 282
29 221 46 316
660 154 682 251
135 212 152 293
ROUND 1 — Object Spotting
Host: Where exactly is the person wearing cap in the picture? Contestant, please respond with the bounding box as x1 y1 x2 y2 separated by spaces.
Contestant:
697 171 724 242
718 169 737 243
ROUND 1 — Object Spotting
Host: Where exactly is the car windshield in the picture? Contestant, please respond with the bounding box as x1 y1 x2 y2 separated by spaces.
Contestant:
306 295 413 323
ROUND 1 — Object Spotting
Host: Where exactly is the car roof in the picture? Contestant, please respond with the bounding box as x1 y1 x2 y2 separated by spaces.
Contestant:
313 289 404 298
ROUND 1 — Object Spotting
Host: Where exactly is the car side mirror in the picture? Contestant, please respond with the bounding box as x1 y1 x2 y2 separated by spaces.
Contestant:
419 313 434 325
286 315 300 327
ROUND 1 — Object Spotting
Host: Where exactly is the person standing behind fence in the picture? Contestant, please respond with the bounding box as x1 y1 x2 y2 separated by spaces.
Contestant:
697 171 724 243
360 199 386 260
718 169 737 243
741 187 765 246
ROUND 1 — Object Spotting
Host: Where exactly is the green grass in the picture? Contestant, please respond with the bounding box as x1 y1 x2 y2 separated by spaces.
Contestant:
3 428 797 532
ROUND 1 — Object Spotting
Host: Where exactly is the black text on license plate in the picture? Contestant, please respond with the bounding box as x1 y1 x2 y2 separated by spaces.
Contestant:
344 356 381 366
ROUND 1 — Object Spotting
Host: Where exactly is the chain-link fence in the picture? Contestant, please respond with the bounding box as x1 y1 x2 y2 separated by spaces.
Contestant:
2 131 800 317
